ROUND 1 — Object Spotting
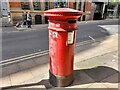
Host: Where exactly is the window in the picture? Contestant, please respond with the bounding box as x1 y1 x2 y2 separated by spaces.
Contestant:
78 2 81 10
118 4 120 16
45 0 50 10
73 2 77 9
33 0 41 10
9 2 21 8
107 3 119 18
94 3 103 13
54 0 68 8
21 2 30 10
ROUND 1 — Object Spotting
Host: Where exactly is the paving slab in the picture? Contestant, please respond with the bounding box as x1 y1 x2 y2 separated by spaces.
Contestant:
10 70 34 86
33 55 49 65
2 64 20 77
103 61 118 72
67 71 95 88
87 83 109 88
0 76 11 87
83 66 117 82
102 73 119 88
74 34 118 63
75 51 118 82
19 85 46 89
29 64 49 78
75 56 104 70
17 59 36 71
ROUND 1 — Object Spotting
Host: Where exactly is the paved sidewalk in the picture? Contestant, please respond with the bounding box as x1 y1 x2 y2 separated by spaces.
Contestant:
0 34 118 89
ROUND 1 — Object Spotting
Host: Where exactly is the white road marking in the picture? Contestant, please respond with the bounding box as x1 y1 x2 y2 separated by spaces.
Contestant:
76 40 93 47
112 59 116 62
1 50 49 64
1 52 49 66
38 49 41 52
89 36 95 42
98 25 118 34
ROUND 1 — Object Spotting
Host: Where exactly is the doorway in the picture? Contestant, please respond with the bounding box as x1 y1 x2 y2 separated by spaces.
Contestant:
45 16 48 24
35 15 42 24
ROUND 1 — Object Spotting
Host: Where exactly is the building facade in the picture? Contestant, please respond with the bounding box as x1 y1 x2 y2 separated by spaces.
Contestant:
8 0 92 25
107 0 120 19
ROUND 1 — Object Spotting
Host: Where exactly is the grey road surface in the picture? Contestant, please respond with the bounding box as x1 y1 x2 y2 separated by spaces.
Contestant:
2 20 118 60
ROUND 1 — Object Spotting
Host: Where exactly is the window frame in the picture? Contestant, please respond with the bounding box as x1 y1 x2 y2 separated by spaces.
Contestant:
21 2 30 10
45 0 50 10
33 1 41 10
53 0 68 8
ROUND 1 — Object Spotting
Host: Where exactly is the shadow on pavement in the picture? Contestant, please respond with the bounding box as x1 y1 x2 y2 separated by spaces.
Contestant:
2 66 119 90
40 66 119 89
72 66 119 84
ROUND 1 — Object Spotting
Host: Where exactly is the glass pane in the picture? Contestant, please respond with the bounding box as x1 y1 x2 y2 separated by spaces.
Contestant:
21 2 30 10
45 0 50 10
54 0 68 8
33 0 40 10
78 2 81 10
33 2 40 10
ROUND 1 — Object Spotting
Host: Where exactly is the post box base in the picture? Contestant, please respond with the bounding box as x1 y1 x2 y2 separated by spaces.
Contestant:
49 70 74 87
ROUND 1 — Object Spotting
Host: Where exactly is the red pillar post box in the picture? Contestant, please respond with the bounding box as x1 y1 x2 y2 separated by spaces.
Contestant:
44 8 82 87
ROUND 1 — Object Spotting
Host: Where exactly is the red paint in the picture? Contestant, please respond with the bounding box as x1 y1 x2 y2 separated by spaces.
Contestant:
44 8 82 76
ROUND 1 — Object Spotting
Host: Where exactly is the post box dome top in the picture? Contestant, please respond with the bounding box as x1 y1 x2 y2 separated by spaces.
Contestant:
44 8 82 20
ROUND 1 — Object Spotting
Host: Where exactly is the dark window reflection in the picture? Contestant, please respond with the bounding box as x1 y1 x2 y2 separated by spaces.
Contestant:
21 2 30 10
33 0 41 10
54 0 68 8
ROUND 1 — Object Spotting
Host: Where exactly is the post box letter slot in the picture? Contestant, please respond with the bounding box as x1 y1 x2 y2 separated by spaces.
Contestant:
68 20 76 24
